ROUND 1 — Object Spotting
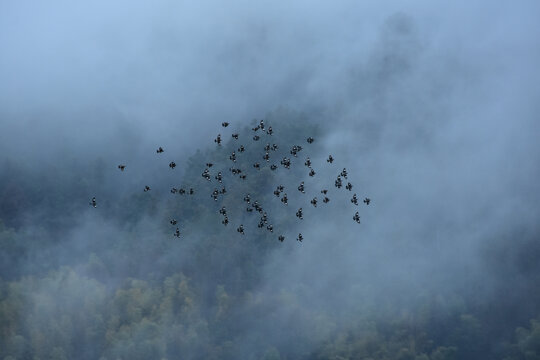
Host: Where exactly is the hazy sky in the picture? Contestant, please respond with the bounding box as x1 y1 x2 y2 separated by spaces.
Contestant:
1 1 540 355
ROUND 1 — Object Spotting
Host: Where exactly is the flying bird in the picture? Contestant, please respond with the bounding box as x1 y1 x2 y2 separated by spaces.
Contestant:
351 194 358 205
169 161 176 169
296 208 303 219
278 235 285 242
267 126 273 135
281 193 288 205
304 158 311 168
156 147 164 153
345 182 352 191
90 197 97 208
174 228 181 237
327 155 334 163
232 133 239 139
363 198 371 205
353 212 361 224
253 135 260 141
144 185 151 192
170 219 177 225
238 145 245 152
307 137 314 144
214 134 222 145
222 122 229 127
297 233 303 242
311 197 318 207
118 164 126 171
237 224 245 234
298 181 305 193
309 169 316 177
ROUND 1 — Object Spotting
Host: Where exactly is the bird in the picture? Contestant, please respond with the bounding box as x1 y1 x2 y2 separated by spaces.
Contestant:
296 208 303 219
321 189 328 195
179 188 186 195
90 197 97 208
323 196 330 203
156 147 164 153
263 152 270 162
215 172 223 183
259 119 265 130
171 187 178 194
341 168 348 179
144 185 151 192
267 224 273 232
212 189 219 201
244 194 251 203
273 189 281 197
307 136 314 144
229 151 236 162
335 176 342 189
298 181 305 193
253 162 260 170
304 158 311 167
174 228 181 237
222 217 229 226
214 134 222 145
232 133 239 139
277 185 284 192
246 207 253 212
170 219 177 225
345 182 352 191
270 164 278 171
222 122 229 127
297 233 303 242
311 197 318 207
351 194 358 205
264 143 271 152
252 125 260 131
237 224 245 234
353 212 361 224
278 235 285 242
220 186 226 194
206 162 214 168
169 161 176 169
240 174 247 180
219 206 227 215
271 144 278 151
281 193 288 205
238 145 245 153
327 155 334 163
189 188 194 195
267 126 273 135
363 198 371 205
253 135 260 141
118 164 126 171
309 169 316 177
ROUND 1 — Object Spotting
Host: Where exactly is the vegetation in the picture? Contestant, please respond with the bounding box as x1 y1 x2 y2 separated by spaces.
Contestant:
0 109 539 359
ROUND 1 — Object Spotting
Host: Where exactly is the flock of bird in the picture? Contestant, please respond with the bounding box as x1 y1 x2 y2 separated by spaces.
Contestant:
92 119 370 243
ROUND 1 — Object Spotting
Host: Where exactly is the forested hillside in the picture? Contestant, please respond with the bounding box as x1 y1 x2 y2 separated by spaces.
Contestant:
1 110 539 360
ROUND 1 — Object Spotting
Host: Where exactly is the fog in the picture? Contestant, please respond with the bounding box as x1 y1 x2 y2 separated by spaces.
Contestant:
1 1 540 359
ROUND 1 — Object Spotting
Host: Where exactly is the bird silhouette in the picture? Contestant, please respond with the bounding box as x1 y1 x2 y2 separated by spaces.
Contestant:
363 198 370 205
222 122 229 127
156 147 164 153
118 164 126 171
90 197 97 208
